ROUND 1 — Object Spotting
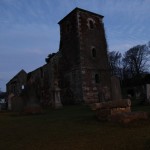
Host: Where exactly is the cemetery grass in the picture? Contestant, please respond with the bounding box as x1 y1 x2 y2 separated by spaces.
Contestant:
1 105 150 150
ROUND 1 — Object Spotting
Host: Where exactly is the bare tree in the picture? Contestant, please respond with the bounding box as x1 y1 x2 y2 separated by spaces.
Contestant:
122 44 150 78
108 51 122 77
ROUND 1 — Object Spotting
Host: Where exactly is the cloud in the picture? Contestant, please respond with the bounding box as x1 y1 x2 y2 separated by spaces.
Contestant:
0 22 59 53
105 1 150 52
0 0 150 91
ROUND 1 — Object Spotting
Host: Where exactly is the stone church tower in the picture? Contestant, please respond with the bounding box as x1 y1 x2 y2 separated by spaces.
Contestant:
58 8 111 104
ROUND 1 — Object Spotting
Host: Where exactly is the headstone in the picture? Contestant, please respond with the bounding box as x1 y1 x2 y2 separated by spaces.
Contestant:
52 80 63 109
111 76 122 101
24 78 42 114
8 93 14 110
146 84 150 102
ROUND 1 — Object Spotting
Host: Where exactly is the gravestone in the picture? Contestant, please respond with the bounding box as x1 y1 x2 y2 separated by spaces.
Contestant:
7 93 14 111
146 84 150 102
111 76 122 101
52 80 63 109
24 78 42 114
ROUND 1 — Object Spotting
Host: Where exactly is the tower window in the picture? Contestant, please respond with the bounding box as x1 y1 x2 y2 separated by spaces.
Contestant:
92 48 96 58
21 85 24 90
87 18 95 29
95 74 100 83
89 20 94 29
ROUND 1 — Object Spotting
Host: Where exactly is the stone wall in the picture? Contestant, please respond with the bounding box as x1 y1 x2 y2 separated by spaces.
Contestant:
78 9 111 103
7 8 113 107
59 8 112 104
6 70 27 96
59 9 83 104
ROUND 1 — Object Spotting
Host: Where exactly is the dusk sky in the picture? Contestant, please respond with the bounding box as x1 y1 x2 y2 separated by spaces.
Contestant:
0 0 150 91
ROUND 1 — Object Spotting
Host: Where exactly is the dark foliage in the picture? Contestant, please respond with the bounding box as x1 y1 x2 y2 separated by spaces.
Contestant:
108 51 122 77
122 44 150 78
45 53 56 63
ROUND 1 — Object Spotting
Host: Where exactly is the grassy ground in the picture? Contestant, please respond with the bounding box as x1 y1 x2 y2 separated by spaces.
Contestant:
1 105 150 150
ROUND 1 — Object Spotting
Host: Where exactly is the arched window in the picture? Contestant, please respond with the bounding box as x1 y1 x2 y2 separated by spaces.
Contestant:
21 85 24 90
92 48 96 58
87 18 95 29
89 20 94 29
95 74 100 83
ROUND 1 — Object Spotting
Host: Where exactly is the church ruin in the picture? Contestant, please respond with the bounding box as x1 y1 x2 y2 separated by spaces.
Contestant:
6 8 113 110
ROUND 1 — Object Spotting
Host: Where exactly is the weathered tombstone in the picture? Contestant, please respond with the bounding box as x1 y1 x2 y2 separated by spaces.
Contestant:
7 93 14 111
111 76 122 101
52 80 63 109
24 78 42 114
146 84 150 102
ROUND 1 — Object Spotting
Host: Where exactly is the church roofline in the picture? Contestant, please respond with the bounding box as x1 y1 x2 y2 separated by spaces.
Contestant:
6 69 27 85
58 7 104 24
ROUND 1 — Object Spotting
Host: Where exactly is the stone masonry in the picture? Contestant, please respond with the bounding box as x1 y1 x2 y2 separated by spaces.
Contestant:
7 8 112 108
59 8 111 104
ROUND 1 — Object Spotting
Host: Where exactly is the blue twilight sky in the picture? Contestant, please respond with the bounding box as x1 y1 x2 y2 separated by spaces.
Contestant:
0 0 150 91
